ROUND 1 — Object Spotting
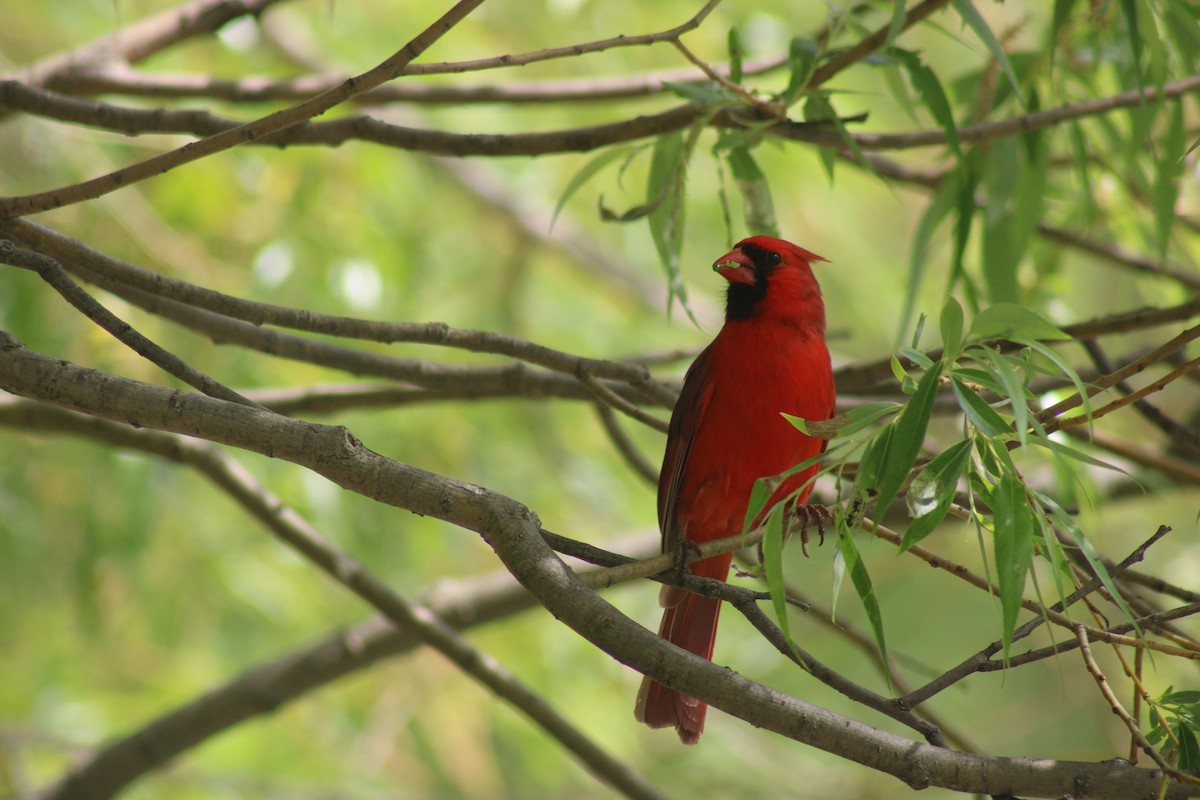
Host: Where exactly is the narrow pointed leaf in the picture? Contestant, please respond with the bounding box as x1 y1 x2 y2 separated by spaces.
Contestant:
551 146 636 231
872 361 942 515
728 145 779 237
951 377 1010 437
953 0 1023 105
837 519 889 673
940 296 964 359
968 303 1070 342
901 438 973 550
762 505 798 649
993 473 1034 655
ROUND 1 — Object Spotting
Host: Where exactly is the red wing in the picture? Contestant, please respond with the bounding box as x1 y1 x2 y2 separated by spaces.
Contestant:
657 346 715 555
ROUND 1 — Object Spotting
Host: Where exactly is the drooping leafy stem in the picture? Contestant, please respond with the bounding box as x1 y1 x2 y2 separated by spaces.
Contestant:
747 298 1142 663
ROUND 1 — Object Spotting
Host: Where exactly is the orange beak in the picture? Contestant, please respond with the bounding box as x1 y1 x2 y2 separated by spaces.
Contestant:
713 248 755 285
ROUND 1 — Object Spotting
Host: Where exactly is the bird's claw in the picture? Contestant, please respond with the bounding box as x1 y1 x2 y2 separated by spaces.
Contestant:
673 540 704 581
787 503 833 558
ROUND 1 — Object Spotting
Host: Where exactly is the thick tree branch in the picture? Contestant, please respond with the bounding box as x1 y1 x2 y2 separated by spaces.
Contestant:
1 395 661 800
0 334 1192 800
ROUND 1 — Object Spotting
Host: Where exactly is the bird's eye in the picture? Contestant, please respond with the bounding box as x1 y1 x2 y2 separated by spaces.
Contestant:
766 251 782 267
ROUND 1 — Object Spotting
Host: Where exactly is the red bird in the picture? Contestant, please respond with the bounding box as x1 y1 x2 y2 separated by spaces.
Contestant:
634 235 835 744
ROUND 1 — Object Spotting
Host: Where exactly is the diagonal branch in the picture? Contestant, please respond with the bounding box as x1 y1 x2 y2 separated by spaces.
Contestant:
6 0 292 89
1 217 677 408
0 334 1191 800
0 240 264 410
0 0 490 219
13 395 663 800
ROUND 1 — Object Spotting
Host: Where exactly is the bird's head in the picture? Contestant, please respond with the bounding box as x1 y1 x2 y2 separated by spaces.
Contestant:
713 235 828 326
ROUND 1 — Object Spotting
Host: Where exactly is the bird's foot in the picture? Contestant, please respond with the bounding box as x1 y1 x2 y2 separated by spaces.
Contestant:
672 539 704 582
787 503 833 557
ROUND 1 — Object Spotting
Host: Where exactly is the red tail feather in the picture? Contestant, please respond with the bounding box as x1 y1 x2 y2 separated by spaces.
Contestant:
634 555 731 744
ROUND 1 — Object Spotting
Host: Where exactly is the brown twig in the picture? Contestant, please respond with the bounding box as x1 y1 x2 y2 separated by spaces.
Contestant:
0 240 265 410
594 402 659 485
7 0 290 89
1074 625 1178 778
1046 355 1200 435
1078 340 1200 459
0 0 490 219
2 217 677 408
1036 325 1200 426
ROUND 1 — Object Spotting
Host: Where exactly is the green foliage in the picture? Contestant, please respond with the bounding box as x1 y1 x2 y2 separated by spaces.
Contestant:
1148 689 1200 770
5 1 1199 796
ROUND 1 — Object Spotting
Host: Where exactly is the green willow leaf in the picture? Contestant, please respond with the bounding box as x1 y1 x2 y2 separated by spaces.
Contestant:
647 127 701 324
1153 101 1186 262
953 0 1023 105
1033 490 1140 632
808 401 901 440
762 504 798 651
900 171 957 344
886 0 907 48
662 80 730 105
837 517 888 671
1050 0 1079 69
949 158 980 307
901 438 972 551
993 473 1034 655
727 145 779 237
551 145 637 231
856 423 894 503
940 296 964 359
1177 723 1200 770
872 361 941 515
892 48 961 160
781 37 818 106
1117 0 1145 96
968 303 1070 342
740 475 775 537
951 377 1009 438
727 27 744 84
979 351 1031 446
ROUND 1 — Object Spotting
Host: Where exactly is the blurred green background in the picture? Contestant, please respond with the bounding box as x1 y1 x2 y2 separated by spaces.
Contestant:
1 1 1198 798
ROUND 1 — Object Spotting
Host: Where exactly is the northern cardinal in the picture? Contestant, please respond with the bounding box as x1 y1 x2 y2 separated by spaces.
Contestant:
634 235 835 744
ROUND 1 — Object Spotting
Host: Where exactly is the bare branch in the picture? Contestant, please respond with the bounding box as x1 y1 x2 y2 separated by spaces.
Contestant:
0 0 490 218
1 333 1191 799
1 217 677 408
595 403 660 485
6 0 292 89
1074 625 1179 778
0 398 659 800
0 240 264 409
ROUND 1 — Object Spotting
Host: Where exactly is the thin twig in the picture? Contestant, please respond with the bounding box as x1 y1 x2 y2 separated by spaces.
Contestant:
0 0 491 218
11 71 1200 165
1046 355 1200 435
2 217 677 407
1080 340 1200 459
594 402 659 485
1036 325 1200 426
1074 625 1179 777
731 597 949 747
578 369 671 433
0 241 265 410
6 0 290 89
